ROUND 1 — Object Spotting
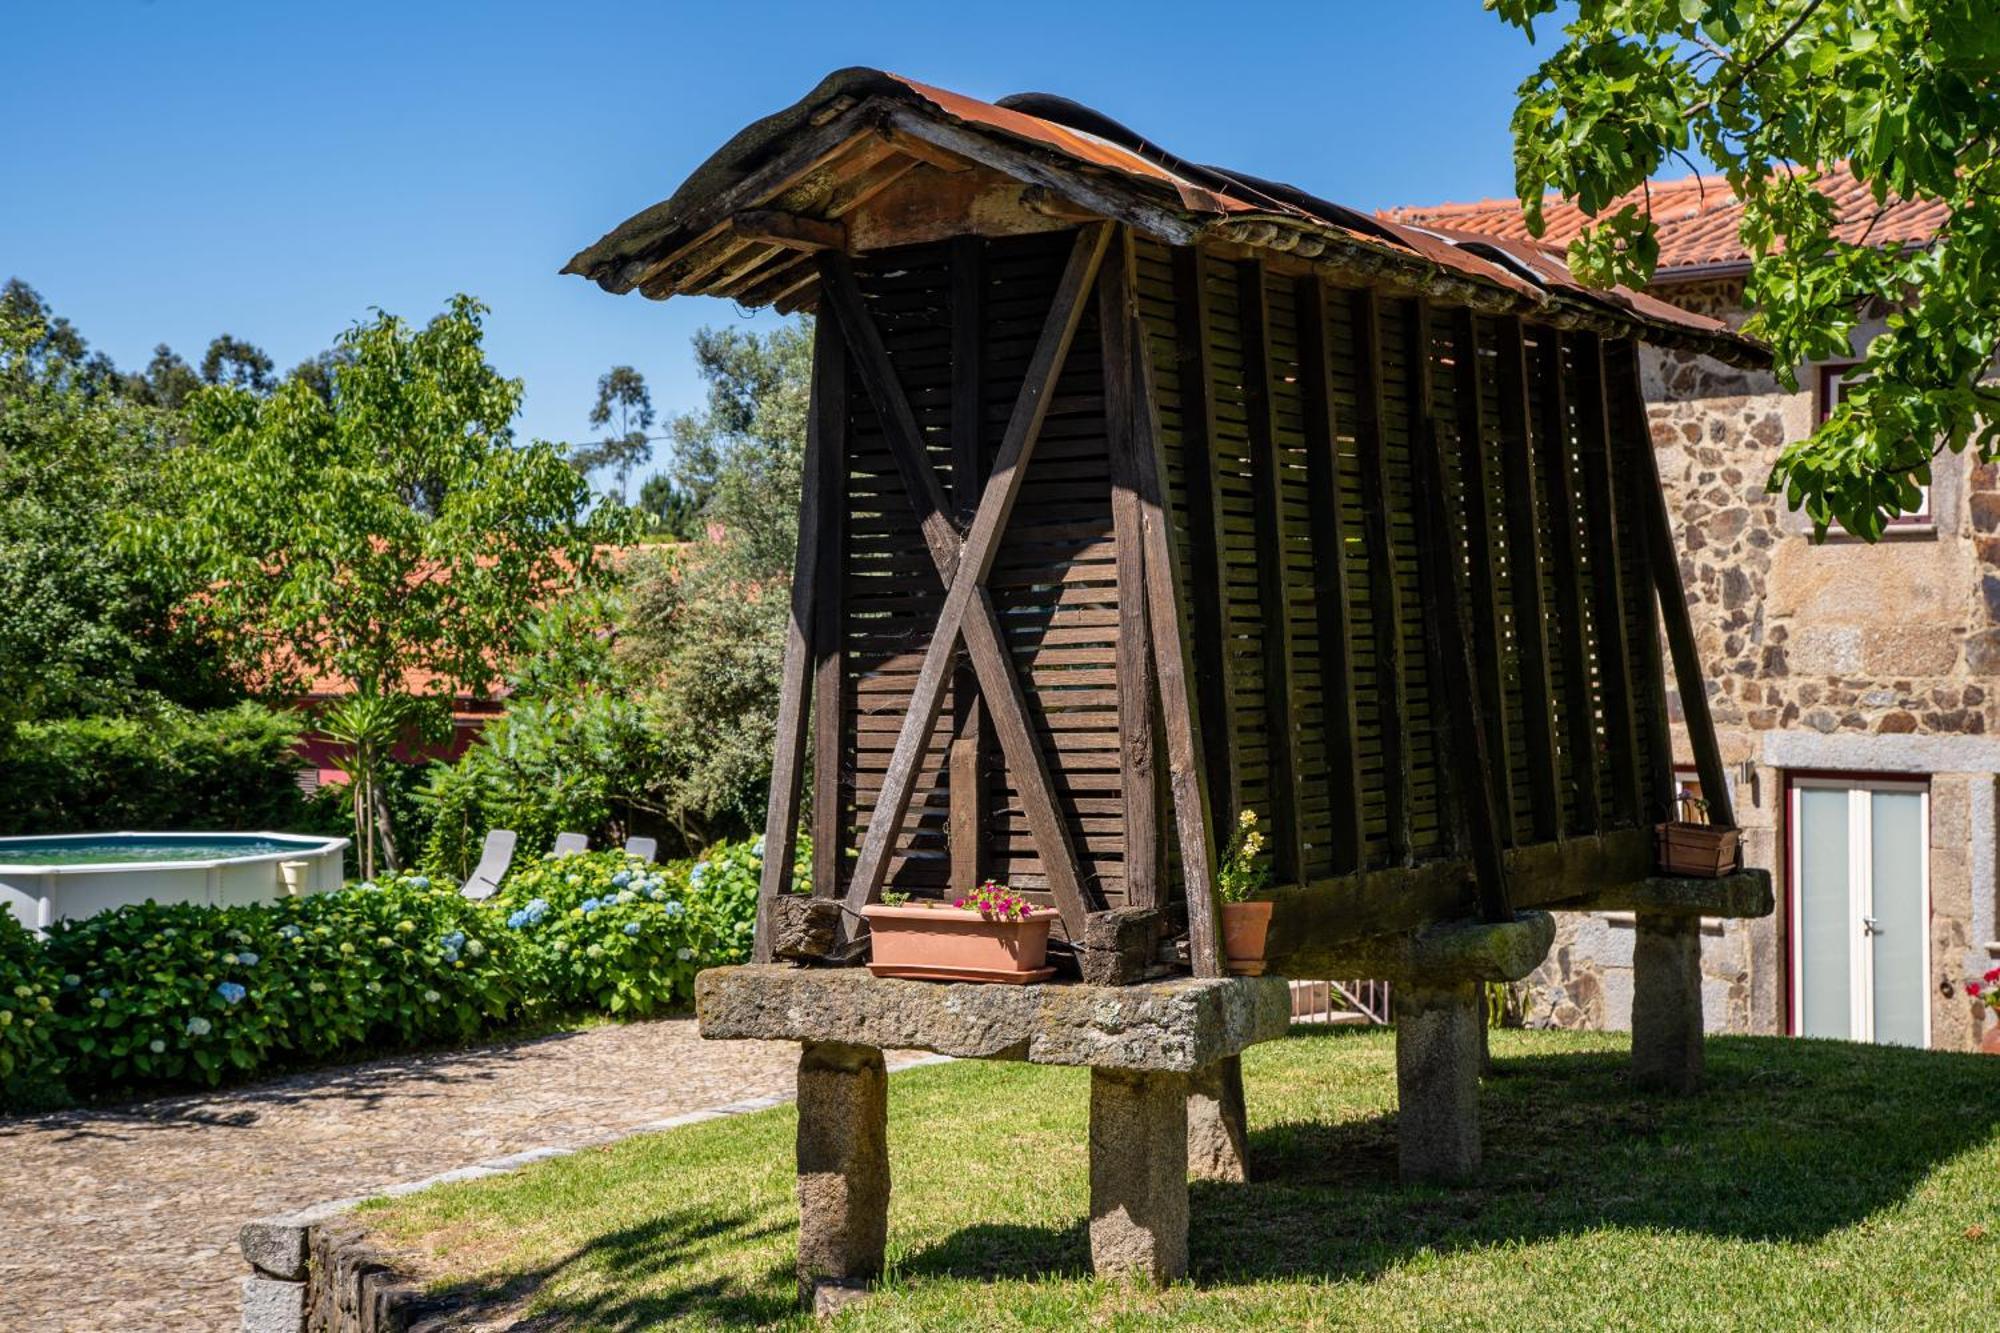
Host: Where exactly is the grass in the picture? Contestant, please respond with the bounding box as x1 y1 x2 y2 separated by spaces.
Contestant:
362 1027 2000 1330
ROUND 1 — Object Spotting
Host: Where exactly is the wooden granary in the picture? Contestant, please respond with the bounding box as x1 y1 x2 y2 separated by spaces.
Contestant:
569 70 1778 1295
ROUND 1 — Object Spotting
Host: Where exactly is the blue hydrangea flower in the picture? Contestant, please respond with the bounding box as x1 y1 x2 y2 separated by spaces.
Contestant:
61 974 80 989
615 890 635 905
752 835 766 858
465 939 486 958
581 897 601 914
611 871 632 888
623 922 641 936
237 951 260 967
186 1016 212 1037
422 989 441 1004
148 1039 166 1054
663 900 685 919
676 947 694 961
359 881 378 893
506 910 527 930
409 875 430 889
647 887 666 902
217 981 247 1005
277 925 302 940
689 862 709 889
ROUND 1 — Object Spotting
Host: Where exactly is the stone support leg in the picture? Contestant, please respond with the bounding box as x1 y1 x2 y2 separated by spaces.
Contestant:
1395 980 1483 1185
1089 1067 1189 1283
1187 1055 1249 1183
1631 912 1704 1094
795 1040 889 1306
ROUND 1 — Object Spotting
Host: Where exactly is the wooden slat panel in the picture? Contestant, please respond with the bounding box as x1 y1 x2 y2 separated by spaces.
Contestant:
1298 277 1364 873
1493 316 1562 844
1238 261 1304 881
1534 330 1603 836
1574 333 1644 826
1351 288 1410 863
1450 308 1517 844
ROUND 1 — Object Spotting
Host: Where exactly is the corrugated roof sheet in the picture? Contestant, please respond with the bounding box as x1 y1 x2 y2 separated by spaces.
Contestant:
1380 165 1947 275
565 68 1764 363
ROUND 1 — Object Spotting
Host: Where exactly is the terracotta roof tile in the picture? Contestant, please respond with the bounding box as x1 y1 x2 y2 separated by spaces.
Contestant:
1379 165 1946 275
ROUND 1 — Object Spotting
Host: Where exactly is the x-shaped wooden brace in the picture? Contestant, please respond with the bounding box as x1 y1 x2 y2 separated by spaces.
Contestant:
823 224 1112 941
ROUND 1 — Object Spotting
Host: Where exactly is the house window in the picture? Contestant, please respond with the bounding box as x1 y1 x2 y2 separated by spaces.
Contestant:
1818 363 1931 529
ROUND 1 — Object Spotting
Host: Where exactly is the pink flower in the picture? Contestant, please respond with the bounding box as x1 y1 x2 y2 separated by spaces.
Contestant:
1985 967 2000 984
1971 981 1984 998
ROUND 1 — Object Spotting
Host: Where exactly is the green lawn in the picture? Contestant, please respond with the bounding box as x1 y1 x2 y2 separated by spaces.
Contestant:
363 1026 1999 1330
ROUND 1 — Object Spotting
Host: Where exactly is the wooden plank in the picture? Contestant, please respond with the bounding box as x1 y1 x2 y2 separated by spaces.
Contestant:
1625 341 1736 829
1237 261 1305 882
1413 413 1513 923
1123 232 1227 977
1575 333 1644 826
949 235 987 895
877 125 977 174
1450 309 1516 842
1608 341 1678 826
1493 316 1562 844
1535 329 1603 836
842 225 1112 933
1101 232 1160 906
1297 276 1364 873
811 312 848 902
1170 247 1239 830
754 304 841 961
729 209 846 253
1351 288 1409 862
818 252 962 580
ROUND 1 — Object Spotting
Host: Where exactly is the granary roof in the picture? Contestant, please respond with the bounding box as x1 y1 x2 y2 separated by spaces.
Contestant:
1380 165 1948 278
564 68 1767 368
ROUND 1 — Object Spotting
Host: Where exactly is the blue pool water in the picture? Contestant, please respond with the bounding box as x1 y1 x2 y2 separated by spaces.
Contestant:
0 834 325 866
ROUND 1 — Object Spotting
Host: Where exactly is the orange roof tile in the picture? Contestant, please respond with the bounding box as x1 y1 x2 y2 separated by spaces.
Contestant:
1379 165 1947 276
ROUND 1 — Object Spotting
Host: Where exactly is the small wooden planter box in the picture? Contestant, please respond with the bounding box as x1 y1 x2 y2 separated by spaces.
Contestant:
1655 823 1740 878
860 903 1058 984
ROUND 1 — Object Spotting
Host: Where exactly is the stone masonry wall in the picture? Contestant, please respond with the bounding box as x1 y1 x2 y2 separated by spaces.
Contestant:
1525 276 2000 1051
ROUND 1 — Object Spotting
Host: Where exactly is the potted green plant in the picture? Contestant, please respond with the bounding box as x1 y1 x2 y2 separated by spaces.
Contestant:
1655 790 1739 878
861 882 1057 984
1218 809 1274 975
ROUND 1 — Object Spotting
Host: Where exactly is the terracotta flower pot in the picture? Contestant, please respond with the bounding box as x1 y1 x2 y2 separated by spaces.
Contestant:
861 902 1057 984
1982 1023 2000 1056
1221 901 1274 976
1655 822 1740 878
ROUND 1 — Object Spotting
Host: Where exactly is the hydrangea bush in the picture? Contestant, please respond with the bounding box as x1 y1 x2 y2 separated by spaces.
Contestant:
2 841 763 1110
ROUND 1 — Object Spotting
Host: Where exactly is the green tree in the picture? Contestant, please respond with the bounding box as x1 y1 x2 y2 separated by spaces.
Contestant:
636 471 701 539
1490 0 2000 538
145 295 633 866
0 281 225 729
570 364 655 502
198 334 275 394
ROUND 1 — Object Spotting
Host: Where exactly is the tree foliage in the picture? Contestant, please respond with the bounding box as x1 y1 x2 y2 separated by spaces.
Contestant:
571 364 655 502
148 295 632 704
1490 0 2000 537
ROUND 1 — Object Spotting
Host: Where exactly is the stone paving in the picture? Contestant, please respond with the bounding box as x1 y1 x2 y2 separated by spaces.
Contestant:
0 1018 888 1332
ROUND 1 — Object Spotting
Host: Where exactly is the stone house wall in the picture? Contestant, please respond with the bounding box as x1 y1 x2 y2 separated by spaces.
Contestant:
1525 275 2000 1051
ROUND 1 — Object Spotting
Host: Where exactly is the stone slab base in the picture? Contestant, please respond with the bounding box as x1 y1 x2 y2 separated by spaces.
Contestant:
697 966 1292 1070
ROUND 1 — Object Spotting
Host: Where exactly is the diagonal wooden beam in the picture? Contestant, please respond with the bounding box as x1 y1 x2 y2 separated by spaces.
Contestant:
1297 275 1364 874
836 225 1113 934
753 309 843 961
1100 234 1160 906
1120 232 1227 977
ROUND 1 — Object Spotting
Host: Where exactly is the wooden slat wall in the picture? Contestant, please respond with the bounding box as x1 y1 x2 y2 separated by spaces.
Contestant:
827 233 1672 920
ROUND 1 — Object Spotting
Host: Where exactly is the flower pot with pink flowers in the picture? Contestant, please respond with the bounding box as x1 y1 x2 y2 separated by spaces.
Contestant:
862 882 1058 984
1217 809 1275 976
1966 966 2000 1054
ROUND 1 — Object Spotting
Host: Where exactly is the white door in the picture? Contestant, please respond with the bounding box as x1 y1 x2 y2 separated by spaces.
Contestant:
1789 779 1930 1046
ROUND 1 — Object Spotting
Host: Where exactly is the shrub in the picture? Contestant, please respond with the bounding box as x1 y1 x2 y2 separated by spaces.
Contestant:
4 841 766 1109
0 913 62 1106
0 702 327 835
493 843 763 1017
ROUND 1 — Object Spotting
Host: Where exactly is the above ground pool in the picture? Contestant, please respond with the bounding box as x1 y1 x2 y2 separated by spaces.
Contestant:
0 832 350 932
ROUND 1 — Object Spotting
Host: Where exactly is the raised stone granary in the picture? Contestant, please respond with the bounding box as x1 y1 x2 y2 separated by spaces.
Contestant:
568 69 1775 1299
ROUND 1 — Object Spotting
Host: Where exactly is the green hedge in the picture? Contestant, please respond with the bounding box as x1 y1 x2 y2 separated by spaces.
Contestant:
0 843 765 1111
0 702 330 836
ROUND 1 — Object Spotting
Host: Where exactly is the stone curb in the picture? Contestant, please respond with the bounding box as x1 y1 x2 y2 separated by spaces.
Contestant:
237 1055 953 1331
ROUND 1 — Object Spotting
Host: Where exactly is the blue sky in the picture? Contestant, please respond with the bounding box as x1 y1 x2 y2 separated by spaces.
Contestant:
1 0 1548 482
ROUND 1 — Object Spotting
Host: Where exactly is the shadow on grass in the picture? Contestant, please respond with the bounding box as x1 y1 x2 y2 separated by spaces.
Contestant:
418 1204 797 1331
903 1030 2000 1289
